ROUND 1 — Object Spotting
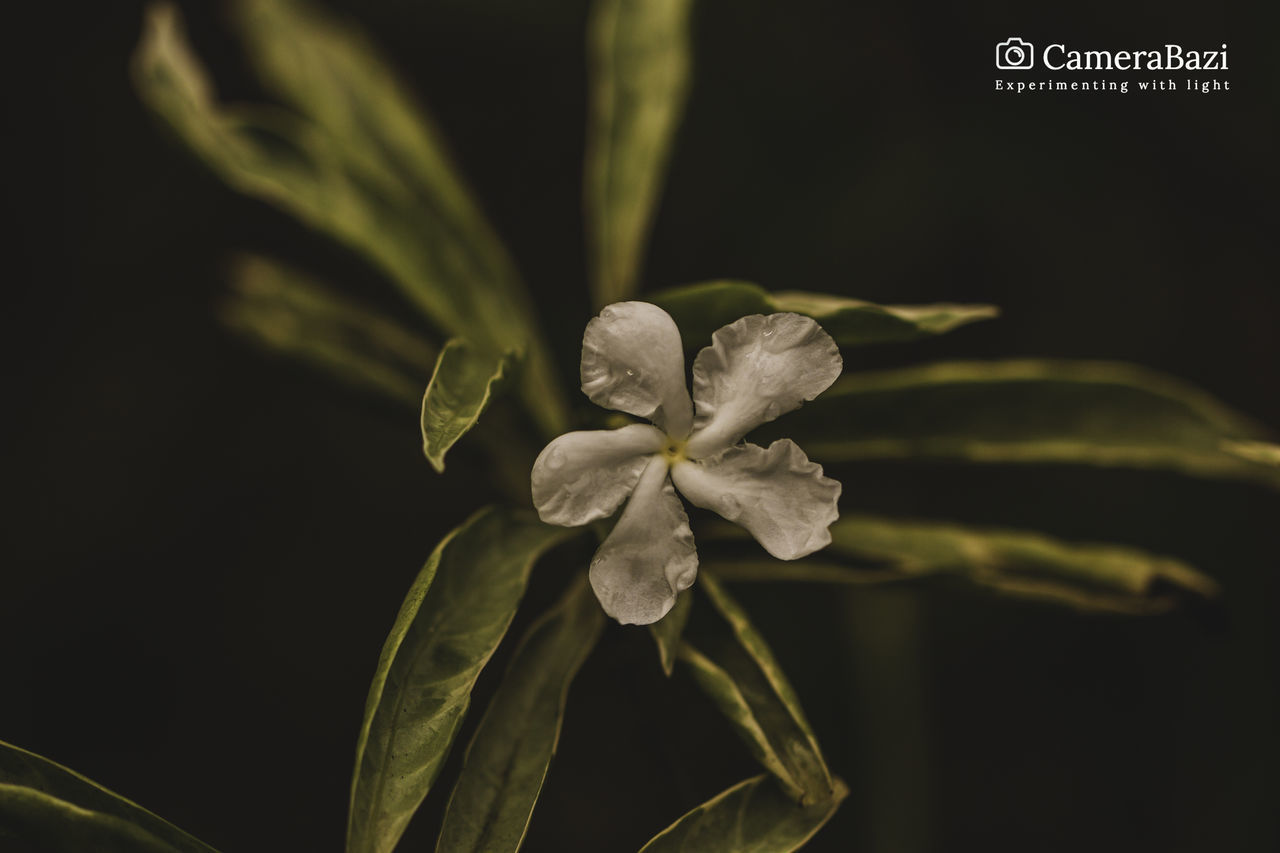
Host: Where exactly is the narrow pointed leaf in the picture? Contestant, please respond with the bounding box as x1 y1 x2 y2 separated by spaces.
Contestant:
649 589 693 677
224 254 436 406
650 281 998 348
705 515 1220 613
772 359 1280 488
697 575 832 797
638 774 848 853
435 575 605 853
0 742 218 853
585 0 694 307
421 340 509 472
347 508 574 853
676 643 806 801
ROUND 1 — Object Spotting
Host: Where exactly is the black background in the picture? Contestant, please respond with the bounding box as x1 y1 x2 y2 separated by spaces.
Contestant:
5 1 1278 851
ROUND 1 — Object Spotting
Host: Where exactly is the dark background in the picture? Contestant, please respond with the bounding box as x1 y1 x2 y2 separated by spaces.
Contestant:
5 0 1277 851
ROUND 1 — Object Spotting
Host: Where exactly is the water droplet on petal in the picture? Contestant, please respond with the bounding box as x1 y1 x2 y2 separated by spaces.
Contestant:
625 368 636 377
764 402 781 420
720 494 742 520
761 317 775 337
546 448 566 470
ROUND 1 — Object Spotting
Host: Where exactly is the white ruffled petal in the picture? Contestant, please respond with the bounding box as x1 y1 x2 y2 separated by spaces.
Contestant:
532 424 666 527
685 313 841 458
589 456 699 625
671 439 840 560
581 302 693 437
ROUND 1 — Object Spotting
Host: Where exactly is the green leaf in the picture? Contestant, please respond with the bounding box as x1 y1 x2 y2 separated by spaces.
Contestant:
678 577 833 802
133 2 568 437
677 643 806 801
705 515 1220 613
637 774 848 853
347 508 574 853
649 281 998 348
0 741 218 853
649 589 693 677
435 575 605 853
697 575 831 797
229 0 567 437
134 6 442 324
420 340 509 472
0 786 178 853
775 359 1280 488
585 0 694 308
224 254 436 407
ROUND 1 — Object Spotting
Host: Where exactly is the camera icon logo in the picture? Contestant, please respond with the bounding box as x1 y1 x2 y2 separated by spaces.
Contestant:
996 37 1035 70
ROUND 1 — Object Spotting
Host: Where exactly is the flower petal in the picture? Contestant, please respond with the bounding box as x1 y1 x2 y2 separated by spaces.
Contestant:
589 456 698 625
581 302 693 437
671 439 841 560
685 313 841 458
532 424 666 526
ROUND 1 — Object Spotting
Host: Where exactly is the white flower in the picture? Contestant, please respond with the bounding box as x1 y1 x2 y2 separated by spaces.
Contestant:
532 302 843 625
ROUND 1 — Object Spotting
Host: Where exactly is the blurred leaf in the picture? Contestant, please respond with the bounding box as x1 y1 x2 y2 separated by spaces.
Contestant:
435 575 605 853
230 0 567 437
0 741 218 853
347 508 574 853
706 515 1220 613
649 589 693 677
224 254 436 406
134 7 443 323
420 340 509 472
637 773 847 853
773 359 1280 488
134 2 568 437
0 787 179 853
585 0 694 308
650 281 998 348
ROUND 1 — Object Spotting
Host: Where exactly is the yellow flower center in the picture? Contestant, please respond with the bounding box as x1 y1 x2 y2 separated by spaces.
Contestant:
659 436 688 466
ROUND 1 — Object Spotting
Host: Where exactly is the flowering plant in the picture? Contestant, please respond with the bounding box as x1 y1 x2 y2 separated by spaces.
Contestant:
2 1 1276 851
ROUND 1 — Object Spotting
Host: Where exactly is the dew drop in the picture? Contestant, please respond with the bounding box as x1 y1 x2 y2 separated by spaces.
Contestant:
761 317 775 337
764 402 781 420
546 448 566 470
625 368 636 377
720 494 742 520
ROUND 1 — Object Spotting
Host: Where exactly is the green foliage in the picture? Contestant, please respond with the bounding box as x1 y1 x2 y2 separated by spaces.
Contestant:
0 741 218 853
585 0 694 308
421 340 510 472
650 589 694 677
687 575 833 802
651 280 998 348
224 254 436 406
707 515 1219 613
117 2 1278 852
774 359 1280 487
637 774 848 853
347 508 574 853
436 576 605 853
133 1 567 437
